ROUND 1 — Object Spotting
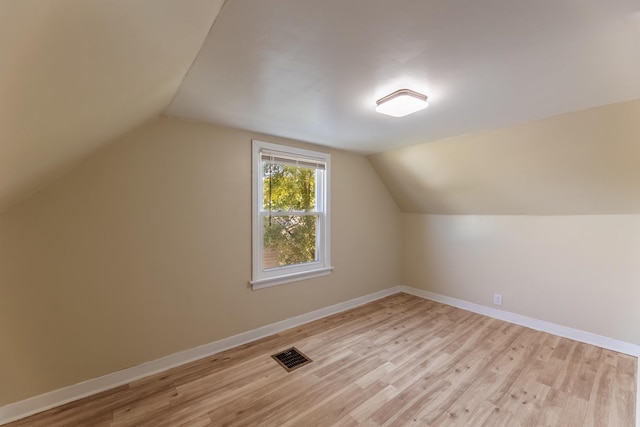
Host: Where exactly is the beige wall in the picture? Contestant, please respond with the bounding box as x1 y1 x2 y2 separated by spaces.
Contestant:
0 117 402 406
402 214 640 345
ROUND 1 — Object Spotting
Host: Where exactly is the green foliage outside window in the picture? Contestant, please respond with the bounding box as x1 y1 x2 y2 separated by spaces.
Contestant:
263 163 317 267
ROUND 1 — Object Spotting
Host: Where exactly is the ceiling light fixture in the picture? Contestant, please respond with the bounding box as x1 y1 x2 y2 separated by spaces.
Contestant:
375 89 429 117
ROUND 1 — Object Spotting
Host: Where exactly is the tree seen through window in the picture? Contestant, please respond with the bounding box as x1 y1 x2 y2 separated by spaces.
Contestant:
263 163 318 267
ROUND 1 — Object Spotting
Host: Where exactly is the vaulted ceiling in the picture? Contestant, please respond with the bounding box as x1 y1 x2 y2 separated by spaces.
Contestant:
2 0 639 214
0 0 224 213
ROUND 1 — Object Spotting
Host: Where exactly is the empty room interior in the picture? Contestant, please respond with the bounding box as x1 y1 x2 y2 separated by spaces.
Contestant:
1 1 639 426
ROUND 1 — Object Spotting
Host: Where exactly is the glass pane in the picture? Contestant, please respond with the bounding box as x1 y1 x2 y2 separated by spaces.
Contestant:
263 215 318 269
262 163 316 211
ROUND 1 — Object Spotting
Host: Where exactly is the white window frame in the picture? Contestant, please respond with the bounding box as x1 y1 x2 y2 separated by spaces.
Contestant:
251 140 332 290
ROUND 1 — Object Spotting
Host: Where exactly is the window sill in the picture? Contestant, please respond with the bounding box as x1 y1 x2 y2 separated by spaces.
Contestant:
250 266 334 290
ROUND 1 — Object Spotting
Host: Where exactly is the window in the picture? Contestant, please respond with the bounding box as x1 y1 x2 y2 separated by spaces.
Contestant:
251 140 332 289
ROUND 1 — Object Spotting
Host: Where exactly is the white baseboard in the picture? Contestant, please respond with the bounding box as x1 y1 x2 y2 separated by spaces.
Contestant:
0 286 401 425
402 285 640 358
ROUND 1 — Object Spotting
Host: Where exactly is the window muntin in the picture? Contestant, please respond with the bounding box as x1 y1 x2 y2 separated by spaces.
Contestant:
251 141 331 289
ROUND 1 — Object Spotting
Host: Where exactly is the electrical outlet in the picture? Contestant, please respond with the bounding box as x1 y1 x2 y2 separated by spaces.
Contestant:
493 293 503 306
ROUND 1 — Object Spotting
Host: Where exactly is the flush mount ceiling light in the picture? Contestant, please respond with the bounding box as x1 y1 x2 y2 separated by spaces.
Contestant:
375 89 429 117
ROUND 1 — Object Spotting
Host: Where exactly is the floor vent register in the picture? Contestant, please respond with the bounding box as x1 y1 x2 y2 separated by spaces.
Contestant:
271 347 312 372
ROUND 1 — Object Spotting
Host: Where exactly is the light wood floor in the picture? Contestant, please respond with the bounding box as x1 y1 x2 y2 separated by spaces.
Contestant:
8 293 637 426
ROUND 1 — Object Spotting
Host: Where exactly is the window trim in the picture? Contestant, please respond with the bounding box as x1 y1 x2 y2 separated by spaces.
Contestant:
250 140 332 290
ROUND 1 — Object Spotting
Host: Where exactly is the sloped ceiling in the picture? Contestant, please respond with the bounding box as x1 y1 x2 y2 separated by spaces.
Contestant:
0 0 224 213
167 0 640 154
3 0 640 216
369 99 640 215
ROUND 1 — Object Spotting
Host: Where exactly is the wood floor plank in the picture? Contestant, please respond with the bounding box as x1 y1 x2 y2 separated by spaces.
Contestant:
6 293 637 427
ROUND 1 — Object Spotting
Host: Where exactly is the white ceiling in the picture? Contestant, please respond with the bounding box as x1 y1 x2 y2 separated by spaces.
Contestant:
167 0 640 154
0 0 224 213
